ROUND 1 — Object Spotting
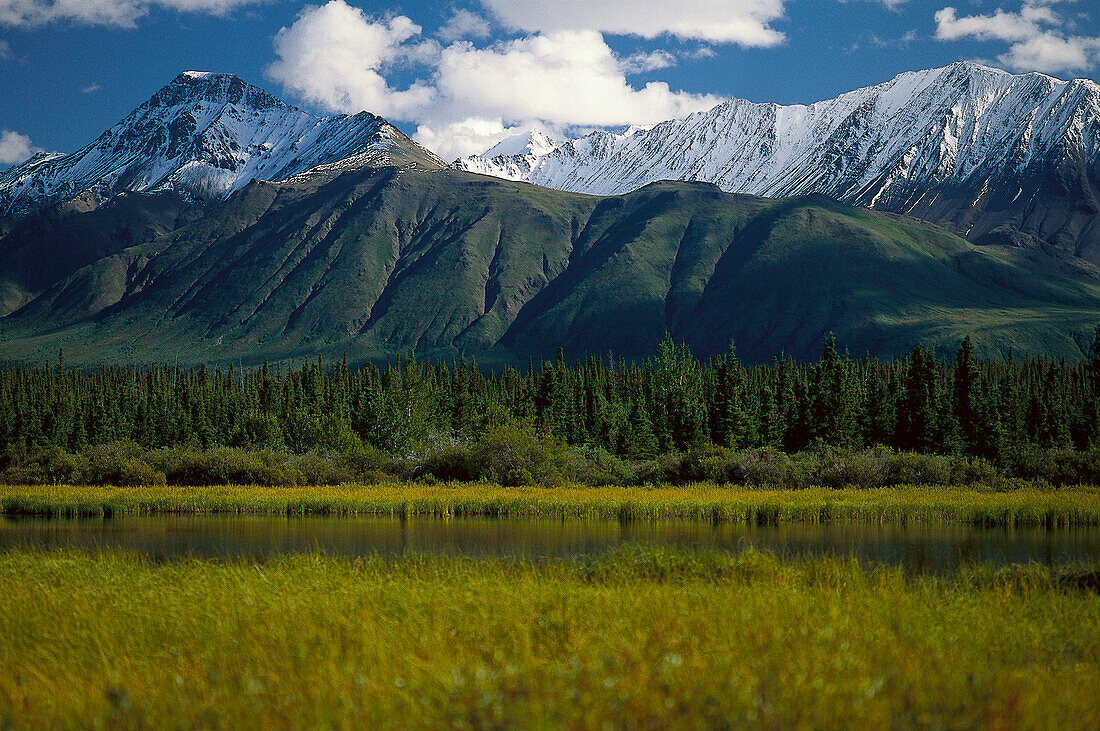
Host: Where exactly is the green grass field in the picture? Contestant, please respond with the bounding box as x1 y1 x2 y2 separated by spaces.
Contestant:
0 548 1097 728
3 483 1100 526
4 484 1098 726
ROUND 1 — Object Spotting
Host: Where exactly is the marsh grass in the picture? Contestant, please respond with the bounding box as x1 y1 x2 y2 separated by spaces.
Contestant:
2 483 1100 527
0 547 1097 728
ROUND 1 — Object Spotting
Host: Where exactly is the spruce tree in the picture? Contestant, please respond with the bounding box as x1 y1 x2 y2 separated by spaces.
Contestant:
951 336 986 456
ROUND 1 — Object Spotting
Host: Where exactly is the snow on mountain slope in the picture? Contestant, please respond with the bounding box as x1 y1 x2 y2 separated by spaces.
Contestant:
457 62 1100 213
456 128 562 181
0 71 445 219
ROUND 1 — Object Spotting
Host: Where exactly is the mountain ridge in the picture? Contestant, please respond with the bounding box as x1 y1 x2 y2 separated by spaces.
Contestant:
0 71 445 220
457 62 1100 261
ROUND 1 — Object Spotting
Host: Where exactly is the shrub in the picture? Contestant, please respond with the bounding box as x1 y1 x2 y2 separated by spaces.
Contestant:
115 459 167 487
628 458 669 486
289 452 355 486
674 445 736 484
1007 448 1100 486
732 449 806 488
150 447 300 486
562 446 633 486
0 464 45 485
339 444 394 475
473 421 569 486
0 447 86 485
81 443 166 486
947 456 999 487
806 448 889 489
418 442 479 482
39 448 85 484
885 451 952 486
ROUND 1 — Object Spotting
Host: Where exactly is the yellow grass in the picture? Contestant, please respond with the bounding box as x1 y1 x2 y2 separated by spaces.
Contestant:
3 482 1100 526
0 548 1097 728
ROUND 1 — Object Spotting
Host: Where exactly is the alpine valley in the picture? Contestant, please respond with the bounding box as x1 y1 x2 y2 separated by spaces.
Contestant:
2 66 1100 367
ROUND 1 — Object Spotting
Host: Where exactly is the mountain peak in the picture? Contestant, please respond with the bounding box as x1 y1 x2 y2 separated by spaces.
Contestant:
144 70 289 114
0 72 443 218
458 127 563 181
484 128 561 159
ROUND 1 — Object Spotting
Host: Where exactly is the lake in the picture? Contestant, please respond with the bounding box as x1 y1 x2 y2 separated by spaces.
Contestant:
2 514 1098 571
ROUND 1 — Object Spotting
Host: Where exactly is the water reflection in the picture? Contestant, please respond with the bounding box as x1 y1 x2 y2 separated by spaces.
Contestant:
1 515 1097 571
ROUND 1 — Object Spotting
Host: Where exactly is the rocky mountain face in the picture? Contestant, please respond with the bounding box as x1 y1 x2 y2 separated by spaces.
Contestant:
457 62 1100 262
0 71 444 220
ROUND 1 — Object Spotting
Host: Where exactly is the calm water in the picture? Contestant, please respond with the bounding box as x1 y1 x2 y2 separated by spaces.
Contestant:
2 515 1098 571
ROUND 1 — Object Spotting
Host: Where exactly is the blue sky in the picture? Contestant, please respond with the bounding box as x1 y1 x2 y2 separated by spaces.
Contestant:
2 0 1099 164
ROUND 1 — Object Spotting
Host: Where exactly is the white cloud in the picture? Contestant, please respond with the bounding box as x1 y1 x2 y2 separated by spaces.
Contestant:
997 32 1095 71
619 49 676 74
431 32 718 129
0 0 261 28
0 39 10 58
414 118 532 161
268 2 722 160
934 5 1053 43
685 46 718 60
480 0 786 47
267 1 435 119
0 129 41 166
934 3 1100 74
81 82 102 94
437 8 490 43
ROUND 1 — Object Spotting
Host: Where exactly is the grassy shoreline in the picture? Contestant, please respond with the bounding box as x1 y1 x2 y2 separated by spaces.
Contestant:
1 547 1097 728
3 483 1100 527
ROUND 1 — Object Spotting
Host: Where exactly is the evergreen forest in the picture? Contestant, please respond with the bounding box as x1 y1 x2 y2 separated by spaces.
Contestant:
2 331 1099 488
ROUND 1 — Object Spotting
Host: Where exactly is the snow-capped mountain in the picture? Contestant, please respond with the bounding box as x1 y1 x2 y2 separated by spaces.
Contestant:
0 71 444 219
456 128 561 181
457 62 1100 258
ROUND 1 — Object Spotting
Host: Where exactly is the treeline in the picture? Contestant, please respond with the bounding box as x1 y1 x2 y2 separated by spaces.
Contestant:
1 331 1099 485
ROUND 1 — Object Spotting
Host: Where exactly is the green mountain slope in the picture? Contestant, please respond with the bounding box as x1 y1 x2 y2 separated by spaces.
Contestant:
2 166 1099 366
0 193 202 317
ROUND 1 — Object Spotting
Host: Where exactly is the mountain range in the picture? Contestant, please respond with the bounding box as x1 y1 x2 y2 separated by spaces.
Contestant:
459 62 1100 263
1 67 1099 366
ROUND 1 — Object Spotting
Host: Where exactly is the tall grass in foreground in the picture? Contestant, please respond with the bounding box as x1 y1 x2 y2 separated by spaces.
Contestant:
0 548 1097 728
3 483 1100 527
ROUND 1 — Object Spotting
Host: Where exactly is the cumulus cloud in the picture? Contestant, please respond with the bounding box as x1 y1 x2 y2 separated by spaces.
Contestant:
934 5 1055 43
81 82 102 94
414 117 535 162
480 0 786 46
996 32 1095 71
267 1 435 119
0 129 41 166
431 31 718 130
0 0 261 28
934 2 1100 74
437 8 490 43
267 2 723 160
